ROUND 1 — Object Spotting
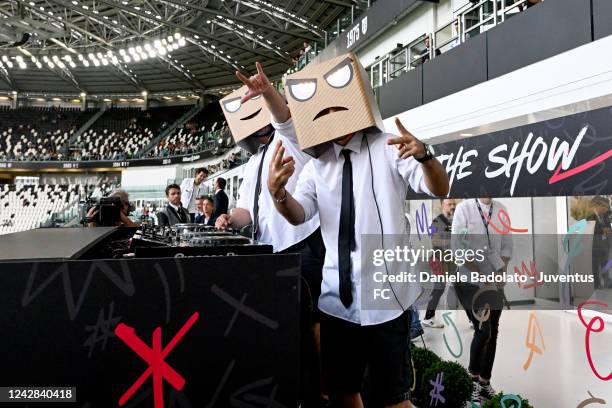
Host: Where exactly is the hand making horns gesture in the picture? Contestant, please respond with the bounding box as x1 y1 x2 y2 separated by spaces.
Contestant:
235 61 272 104
387 117 426 160
267 140 295 200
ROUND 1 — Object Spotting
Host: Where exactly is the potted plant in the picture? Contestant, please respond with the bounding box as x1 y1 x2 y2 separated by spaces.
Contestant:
410 345 442 404
421 360 473 407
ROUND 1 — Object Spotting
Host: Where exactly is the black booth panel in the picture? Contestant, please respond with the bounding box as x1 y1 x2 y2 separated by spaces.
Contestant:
0 255 300 407
593 0 612 40
422 33 488 104
379 65 423 118
487 0 592 80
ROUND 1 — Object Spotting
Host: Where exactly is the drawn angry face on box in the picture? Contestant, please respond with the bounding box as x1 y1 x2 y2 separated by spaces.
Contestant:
220 85 273 154
283 52 384 157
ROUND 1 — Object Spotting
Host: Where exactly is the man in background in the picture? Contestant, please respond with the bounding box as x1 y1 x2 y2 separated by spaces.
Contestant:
158 184 191 226
193 196 204 223
452 197 512 405
195 196 216 226
422 198 457 328
588 196 611 289
180 167 209 220
213 177 229 218
87 189 137 227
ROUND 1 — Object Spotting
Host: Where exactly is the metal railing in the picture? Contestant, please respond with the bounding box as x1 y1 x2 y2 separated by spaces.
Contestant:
364 0 540 90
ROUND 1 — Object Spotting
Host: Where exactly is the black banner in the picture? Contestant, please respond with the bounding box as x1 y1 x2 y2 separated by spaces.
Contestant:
408 106 612 199
0 255 299 407
0 152 211 170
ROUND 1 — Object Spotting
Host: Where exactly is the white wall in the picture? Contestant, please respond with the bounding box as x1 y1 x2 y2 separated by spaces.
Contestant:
121 166 178 187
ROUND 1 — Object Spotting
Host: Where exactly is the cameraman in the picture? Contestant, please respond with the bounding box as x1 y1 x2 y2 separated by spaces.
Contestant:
87 189 138 227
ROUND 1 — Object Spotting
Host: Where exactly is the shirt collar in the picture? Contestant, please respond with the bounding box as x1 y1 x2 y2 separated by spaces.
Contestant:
332 131 363 159
257 132 275 154
169 202 180 212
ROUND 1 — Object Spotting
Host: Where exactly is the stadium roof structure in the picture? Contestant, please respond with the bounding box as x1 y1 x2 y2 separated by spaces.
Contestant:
0 0 362 96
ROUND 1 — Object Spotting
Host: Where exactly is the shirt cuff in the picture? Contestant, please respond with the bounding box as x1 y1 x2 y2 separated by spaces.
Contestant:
271 116 294 131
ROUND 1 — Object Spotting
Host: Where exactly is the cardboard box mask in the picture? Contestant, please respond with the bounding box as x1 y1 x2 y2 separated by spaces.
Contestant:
283 52 384 157
220 85 272 154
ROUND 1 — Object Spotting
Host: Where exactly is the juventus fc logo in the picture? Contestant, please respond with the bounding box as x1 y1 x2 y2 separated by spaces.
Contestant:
361 16 368 35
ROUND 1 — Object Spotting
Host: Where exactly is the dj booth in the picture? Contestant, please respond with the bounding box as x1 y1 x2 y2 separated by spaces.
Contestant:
0 226 299 407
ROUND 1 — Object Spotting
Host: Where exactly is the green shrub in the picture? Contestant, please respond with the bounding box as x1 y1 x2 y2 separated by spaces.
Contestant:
410 345 442 404
482 393 535 408
421 360 473 407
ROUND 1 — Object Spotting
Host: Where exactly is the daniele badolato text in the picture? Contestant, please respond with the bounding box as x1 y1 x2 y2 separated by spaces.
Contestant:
368 245 593 292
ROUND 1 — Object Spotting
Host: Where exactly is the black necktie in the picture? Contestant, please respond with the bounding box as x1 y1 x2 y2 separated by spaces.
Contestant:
252 135 273 240
178 206 187 223
338 149 355 308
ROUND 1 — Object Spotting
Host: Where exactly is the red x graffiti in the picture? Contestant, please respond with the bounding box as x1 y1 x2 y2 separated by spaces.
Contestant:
115 312 200 408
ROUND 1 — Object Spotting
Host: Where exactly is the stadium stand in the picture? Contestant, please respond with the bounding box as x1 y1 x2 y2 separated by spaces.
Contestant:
148 103 225 157
0 106 97 161
70 105 190 160
0 184 81 234
0 182 116 235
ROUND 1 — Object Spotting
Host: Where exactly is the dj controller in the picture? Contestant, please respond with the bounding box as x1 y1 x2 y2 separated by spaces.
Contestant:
129 223 273 258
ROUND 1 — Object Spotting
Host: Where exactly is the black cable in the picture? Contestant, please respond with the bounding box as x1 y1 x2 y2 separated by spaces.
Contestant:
365 135 426 349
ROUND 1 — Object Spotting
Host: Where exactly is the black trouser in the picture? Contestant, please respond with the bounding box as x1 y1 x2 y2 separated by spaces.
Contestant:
424 282 446 320
454 282 503 380
592 243 610 289
280 228 325 407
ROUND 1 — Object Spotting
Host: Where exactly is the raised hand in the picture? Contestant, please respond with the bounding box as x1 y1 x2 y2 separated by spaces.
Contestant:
267 140 295 200
387 117 426 160
235 61 272 104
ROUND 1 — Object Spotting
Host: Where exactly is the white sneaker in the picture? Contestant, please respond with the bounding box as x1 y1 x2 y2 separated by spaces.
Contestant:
422 317 444 328
470 380 482 406
479 381 497 401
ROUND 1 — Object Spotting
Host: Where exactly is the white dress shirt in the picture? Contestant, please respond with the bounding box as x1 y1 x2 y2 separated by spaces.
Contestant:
451 199 514 280
293 130 435 325
236 117 320 252
180 178 204 211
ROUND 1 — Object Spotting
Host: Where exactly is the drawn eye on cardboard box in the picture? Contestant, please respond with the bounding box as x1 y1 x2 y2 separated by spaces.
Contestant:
220 85 273 154
283 52 384 157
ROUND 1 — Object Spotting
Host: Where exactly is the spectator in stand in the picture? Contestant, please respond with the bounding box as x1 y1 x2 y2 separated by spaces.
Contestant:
228 153 238 169
213 177 229 218
421 36 441 64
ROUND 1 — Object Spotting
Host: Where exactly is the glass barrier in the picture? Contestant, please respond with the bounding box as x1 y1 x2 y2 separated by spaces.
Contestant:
462 0 498 40
435 20 460 55
388 49 408 80
363 0 542 90
408 36 431 69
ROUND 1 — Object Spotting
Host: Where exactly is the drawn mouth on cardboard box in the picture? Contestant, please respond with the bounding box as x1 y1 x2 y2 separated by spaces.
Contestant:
240 108 262 121
313 106 348 121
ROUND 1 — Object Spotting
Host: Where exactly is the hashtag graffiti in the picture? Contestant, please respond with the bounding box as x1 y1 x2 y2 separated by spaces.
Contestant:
83 302 121 358
429 372 445 406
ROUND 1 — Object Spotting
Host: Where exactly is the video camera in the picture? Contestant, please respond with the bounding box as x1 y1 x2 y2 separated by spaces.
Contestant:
79 195 134 226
